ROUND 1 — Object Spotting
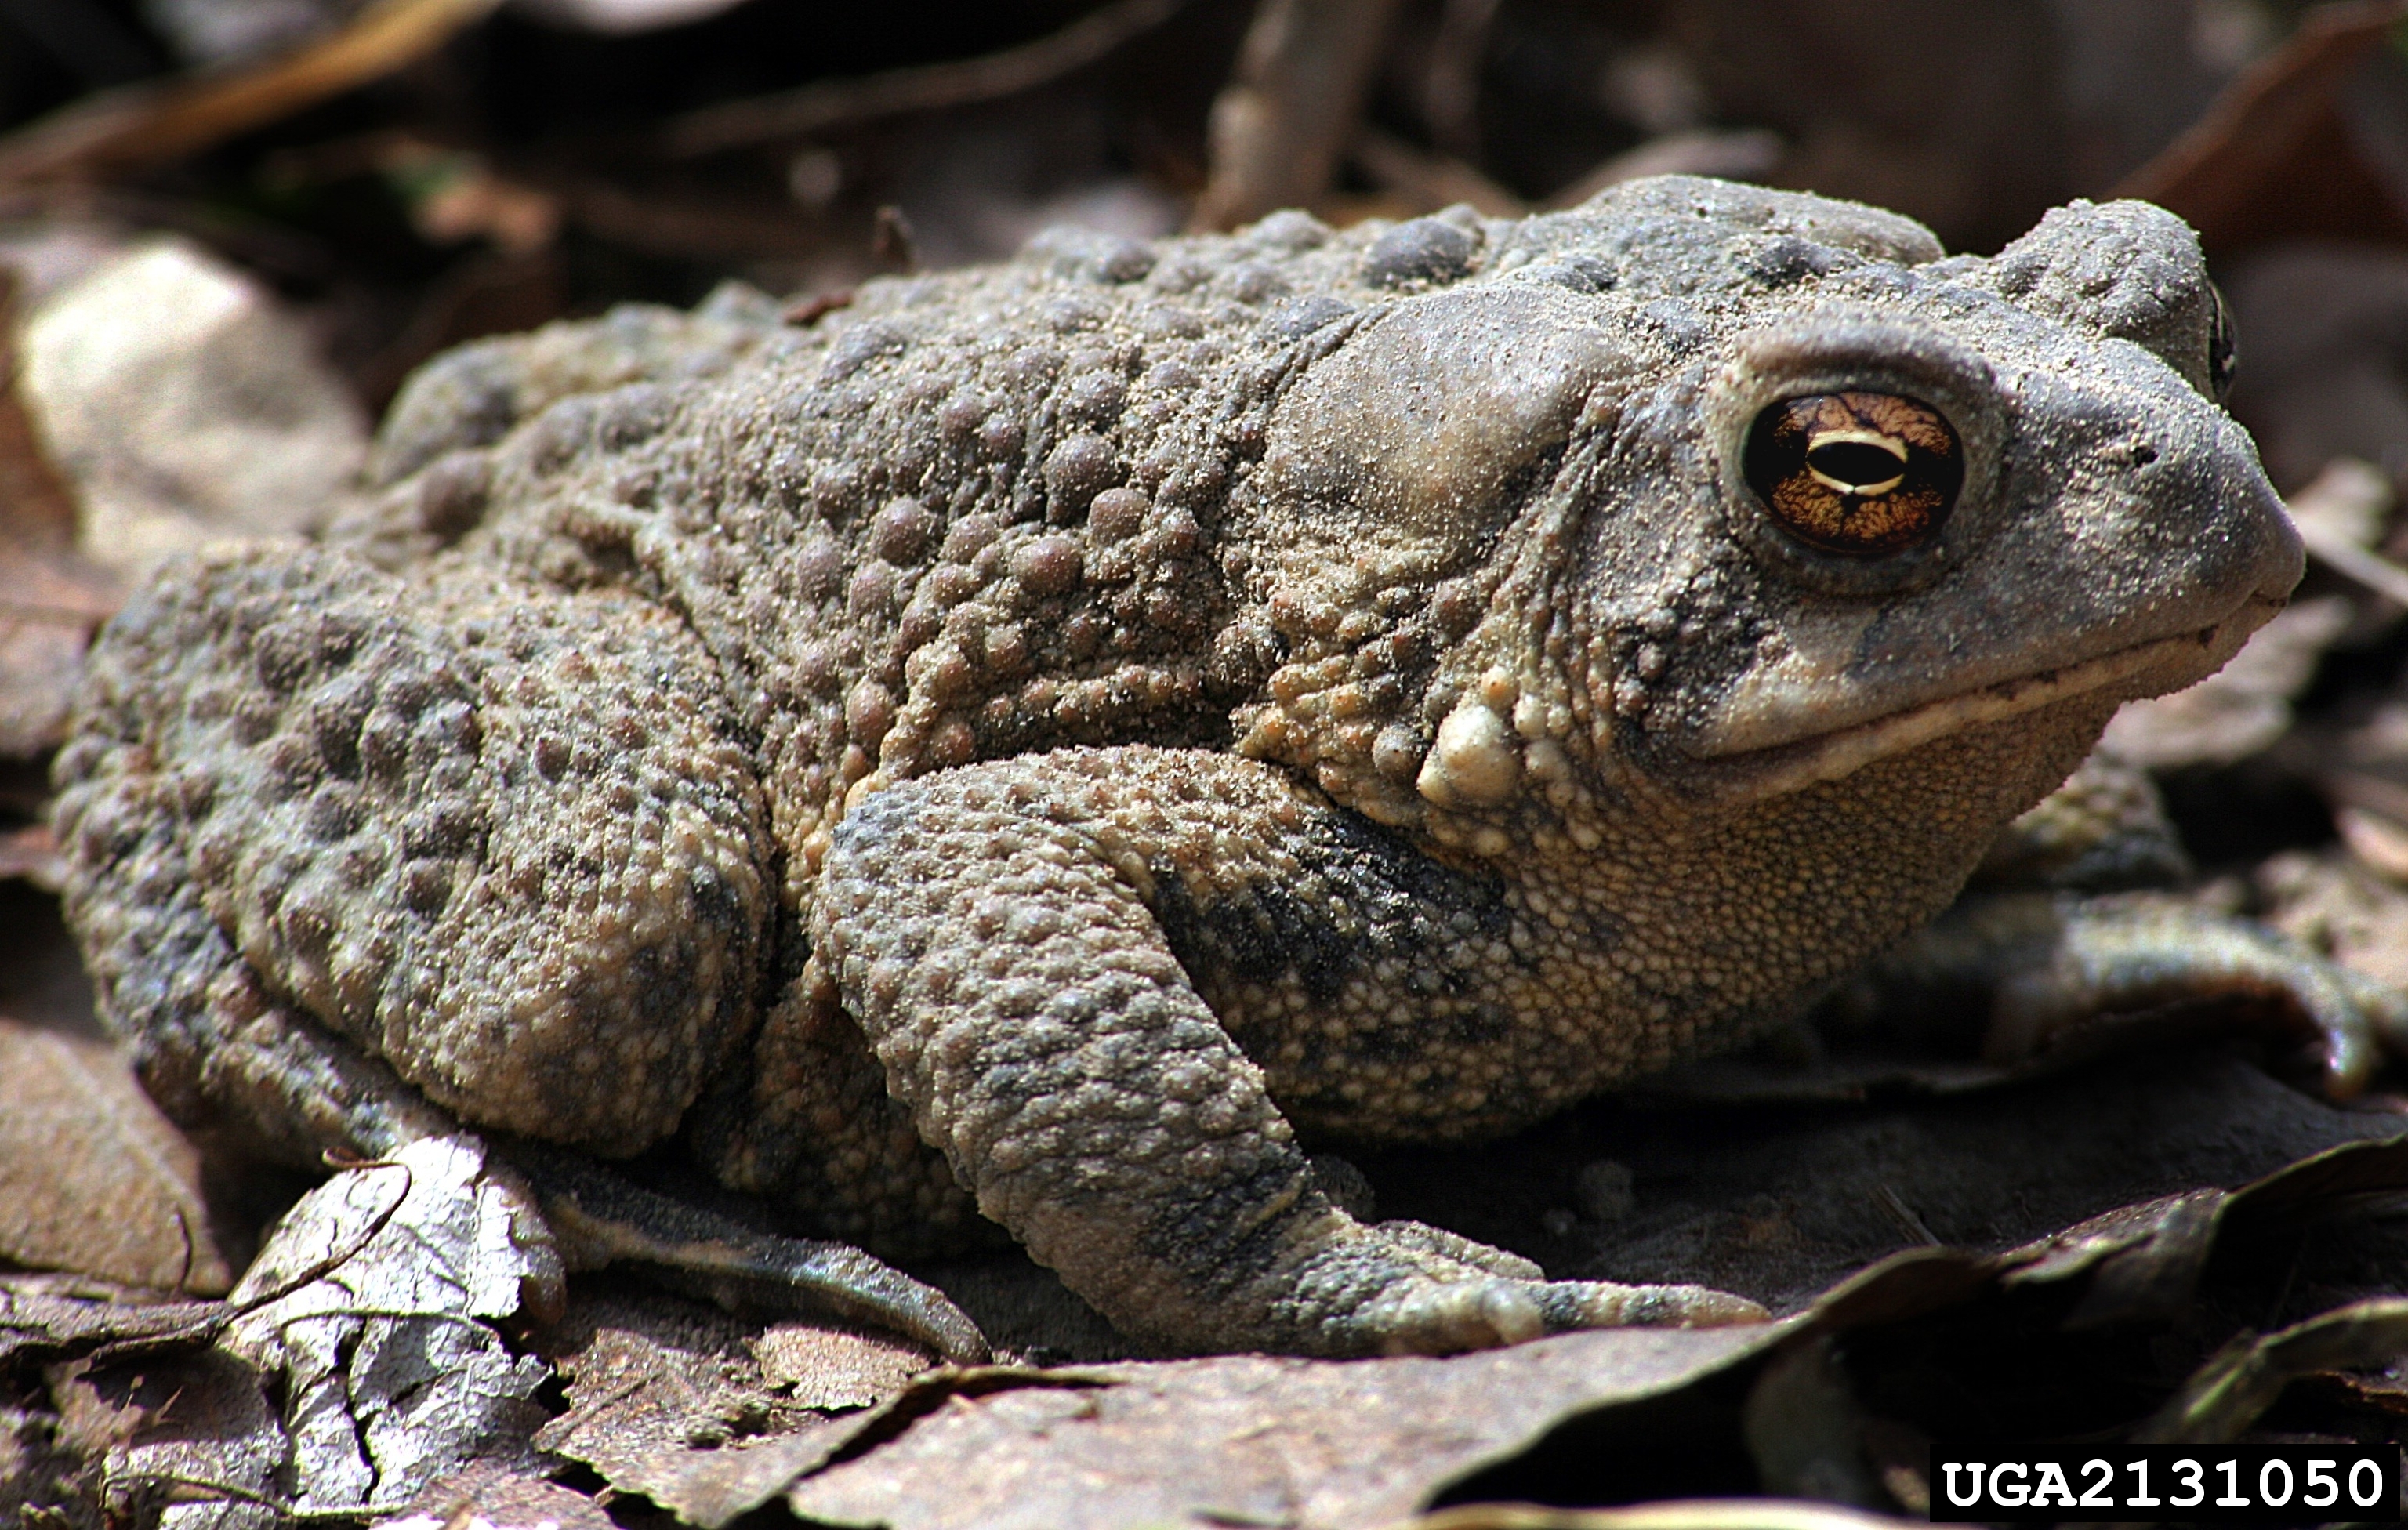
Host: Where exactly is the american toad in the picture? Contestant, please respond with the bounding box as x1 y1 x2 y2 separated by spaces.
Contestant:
55 177 2341 1357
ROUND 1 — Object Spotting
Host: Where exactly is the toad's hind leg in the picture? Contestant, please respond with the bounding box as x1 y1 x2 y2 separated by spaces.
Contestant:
52 727 455 1165
56 542 771 1153
53 544 985 1357
49 790 981 1356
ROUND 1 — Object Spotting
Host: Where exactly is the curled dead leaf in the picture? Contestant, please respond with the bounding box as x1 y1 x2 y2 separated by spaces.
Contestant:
2135 1296 2408 1444
225 1135 561 1517
0 1016 232 1293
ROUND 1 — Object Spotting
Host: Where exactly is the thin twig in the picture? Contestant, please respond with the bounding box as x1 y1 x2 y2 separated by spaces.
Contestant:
2301 521 2408 609
1873 1184 1941 1247
0 0 503 188
1191 0 1407 230
85 1159 414 1366
1421 0 1502 161
661 0 1193 158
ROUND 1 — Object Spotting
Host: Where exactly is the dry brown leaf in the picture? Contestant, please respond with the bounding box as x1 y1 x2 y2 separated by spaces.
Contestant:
2287 457 2408 604
379 1460 620 1530
2088 457 2391 780
1761 1126 2408 1342
535 1289 928 1528
2261 845 2408 992
2137 1296 2408 1443
1437 1042 2408 1329
53 1345 286 1530
0 612 92 760
0 1274 227 1367
752 1320 931 1411
550 1409 851 1528
784 1327 1783 1530
225 1135 560 1516
0 264 115 761
2099 596 2354 768
0 1016 232 1294
24 239 368 580
1980 1134 2408 1331
0 1393 100 1528
0 269 76 549
2115 0 2408 255
2336 804 2408 882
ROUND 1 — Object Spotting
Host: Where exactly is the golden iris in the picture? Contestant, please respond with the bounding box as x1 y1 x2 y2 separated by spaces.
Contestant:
1743 392 1962 556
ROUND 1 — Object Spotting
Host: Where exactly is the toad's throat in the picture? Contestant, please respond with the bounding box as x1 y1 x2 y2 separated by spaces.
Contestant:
1686 596 2281 799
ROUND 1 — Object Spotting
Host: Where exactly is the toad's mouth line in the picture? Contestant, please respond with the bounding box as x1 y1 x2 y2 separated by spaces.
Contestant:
1685 595 2283 799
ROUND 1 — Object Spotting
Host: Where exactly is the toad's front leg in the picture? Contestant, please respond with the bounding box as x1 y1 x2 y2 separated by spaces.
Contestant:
815 745 1761 1356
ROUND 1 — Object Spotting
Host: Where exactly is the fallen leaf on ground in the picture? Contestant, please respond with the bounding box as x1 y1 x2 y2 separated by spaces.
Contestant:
2116 0 2408 254
2002 1135 2408 1329
22 238 368 581
0 605 91 760
0 263 115 761
1457 1049 2408 1320
2137 1296 2408 1442
752 1319 931 1410
223 1134 561 1517
0 1274 226 1369
0 1391 99 1528
379 1459 621 1530
52 1344 285 1530
2261 846 2408 992
0 1015 232 1293
535 1285 925 1528
2102 596 2355 767
2098 462 2399 772
782 1328 1785 1530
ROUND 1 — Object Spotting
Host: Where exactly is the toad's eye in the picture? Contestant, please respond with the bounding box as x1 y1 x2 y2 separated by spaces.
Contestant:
1743 391 1963 557
2207 283 2237 402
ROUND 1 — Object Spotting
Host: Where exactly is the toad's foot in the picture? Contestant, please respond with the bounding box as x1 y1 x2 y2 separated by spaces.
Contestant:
513 1141 988 1362
1336 1218 1763 1353
1844 890 2408 1099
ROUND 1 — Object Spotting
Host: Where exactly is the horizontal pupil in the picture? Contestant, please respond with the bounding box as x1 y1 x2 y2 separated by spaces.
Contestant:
1804 439 1909 491
1742 390 1961 559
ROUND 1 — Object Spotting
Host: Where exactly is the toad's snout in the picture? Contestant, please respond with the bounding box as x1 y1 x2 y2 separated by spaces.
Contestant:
1682 361 2301 781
